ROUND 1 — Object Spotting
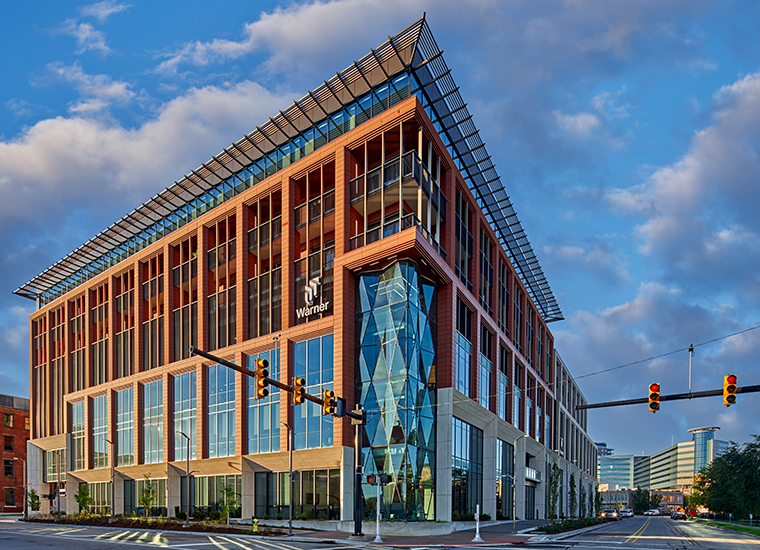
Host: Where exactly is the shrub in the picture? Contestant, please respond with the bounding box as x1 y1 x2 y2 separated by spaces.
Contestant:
210 511 223 521
299 512 308 520
192 510 206 521
276 513 283 520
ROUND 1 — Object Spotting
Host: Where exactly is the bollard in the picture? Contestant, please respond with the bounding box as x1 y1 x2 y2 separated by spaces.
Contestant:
472 504 484 542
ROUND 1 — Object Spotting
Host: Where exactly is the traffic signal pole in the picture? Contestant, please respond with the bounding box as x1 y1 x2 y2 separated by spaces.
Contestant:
576 384 760 410
190 345 367 536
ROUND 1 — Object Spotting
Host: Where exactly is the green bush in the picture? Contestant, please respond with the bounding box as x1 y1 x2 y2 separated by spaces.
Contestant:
192 510 206 521
481 513 491 521
209 511 222 521
534 517 602 534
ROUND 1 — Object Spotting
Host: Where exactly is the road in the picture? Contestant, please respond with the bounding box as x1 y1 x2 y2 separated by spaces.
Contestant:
549 515 760 549
0 519 337 550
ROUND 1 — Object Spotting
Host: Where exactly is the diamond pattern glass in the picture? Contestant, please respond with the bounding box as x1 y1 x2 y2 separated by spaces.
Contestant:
357 260 436 521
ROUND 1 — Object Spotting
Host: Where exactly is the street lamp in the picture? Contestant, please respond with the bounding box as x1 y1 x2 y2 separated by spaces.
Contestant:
176 431 191 523
13 457 26 520
104 438 116 520
280 421 293 536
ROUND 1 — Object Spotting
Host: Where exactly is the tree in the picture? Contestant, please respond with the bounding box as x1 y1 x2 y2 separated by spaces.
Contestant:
594 488 602 517
27 489 40 512
568 473 577 518
548 461 561 522
692 436 760 519
74 483 92 515
579 483 587 518
632 486 650 513
649 492 663 511
222 482 239 525
139 475 157 518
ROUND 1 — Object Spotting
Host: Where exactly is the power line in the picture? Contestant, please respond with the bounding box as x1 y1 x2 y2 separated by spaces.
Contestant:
573 324 760 382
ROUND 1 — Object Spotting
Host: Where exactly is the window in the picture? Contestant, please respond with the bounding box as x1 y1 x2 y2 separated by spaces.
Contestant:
71 401 85 471
247 349 279 454
248 192 282 338
142 254 165 369
207 217 236 350
526 308 534 365
452 418 483 517
498 261 509 335
294 164 335 326
497 346 509 421
479 325 493 410
293 334 333 450
92 394 108 469
50 306 65 435
4 460 13 477
479 229 493 314
143 380 164 464
70 295 86 392
115 270 135 378
513 285 523 353
208 365 235 458
537 324 544 379
87 481 112 515
174 371 197 461
172 236 198 361
4 488 14 506
455 189 473 290
513 364 523 430
2 414 12 429
3 436 12 452
116 387 134 466
91 281 109 386
32 315 47 438
455 299 473 397
44 449 65 483
496 439 514 520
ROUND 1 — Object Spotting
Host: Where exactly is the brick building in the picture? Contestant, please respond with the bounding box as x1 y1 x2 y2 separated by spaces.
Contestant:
16 18 596 523
0 394 30 513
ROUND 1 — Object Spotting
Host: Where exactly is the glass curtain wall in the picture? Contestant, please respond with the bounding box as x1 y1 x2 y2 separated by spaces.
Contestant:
293 335 333 450
116 387 134 466
174 371 197 460
114 270 135 378
92 394 108 469
143 380 164 464
248 191 282 338
452 417 483 519
207 217 236 351
348 121 446 258
172 236 198 361
142 254 165 369
496 439 514 519
357 260 436 521
294 163 335 326
247 349 280 454
208 364 235 458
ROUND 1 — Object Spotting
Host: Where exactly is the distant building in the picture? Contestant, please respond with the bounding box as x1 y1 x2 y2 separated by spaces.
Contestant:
595 442 614 457
0 394 30 513
598 427 728 499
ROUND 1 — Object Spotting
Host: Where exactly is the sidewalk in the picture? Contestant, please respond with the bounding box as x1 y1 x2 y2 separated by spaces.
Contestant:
289 521 545 546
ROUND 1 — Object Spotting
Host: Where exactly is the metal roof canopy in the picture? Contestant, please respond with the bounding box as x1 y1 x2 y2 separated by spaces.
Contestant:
14 17 562 322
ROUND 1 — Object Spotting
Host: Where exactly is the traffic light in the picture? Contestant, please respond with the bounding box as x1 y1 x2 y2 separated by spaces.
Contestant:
322 389 336 415
367 474 377 485
648 383 660 412
254 358 269 399
724 374 737 406
379 474 391 484
293 377 306 405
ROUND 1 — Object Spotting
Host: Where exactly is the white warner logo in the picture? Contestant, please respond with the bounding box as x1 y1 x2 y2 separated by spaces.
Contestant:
297 276 330 319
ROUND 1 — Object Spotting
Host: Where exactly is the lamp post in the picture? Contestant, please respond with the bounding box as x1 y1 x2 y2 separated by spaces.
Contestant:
13 457 26 520
177 431 191 523
280 421 293 536
104 438 116 520
511 434 529 534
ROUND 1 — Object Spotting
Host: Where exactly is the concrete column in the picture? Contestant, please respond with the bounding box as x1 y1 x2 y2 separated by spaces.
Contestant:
435 387 453 522
241 457 255 520
166 465 182 518
482 417 497 519
113 474 125 515
341 445 353 521
514 438 526 520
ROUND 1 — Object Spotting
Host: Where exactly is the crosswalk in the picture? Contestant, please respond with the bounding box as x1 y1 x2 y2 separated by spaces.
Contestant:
6 524 319 549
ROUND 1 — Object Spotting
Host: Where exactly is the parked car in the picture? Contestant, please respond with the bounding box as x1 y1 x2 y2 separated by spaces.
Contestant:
601 509 621 520
644 509 661 516
619 509 634 518
671 511 687 520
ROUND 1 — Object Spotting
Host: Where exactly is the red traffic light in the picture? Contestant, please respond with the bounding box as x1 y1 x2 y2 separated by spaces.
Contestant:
649 383 660 393
726 375 737 385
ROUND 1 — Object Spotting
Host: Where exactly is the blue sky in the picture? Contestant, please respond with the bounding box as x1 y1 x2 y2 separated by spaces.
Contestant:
2 0 760 456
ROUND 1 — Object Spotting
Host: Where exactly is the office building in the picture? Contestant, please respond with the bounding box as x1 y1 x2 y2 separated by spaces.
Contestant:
16 18 596 524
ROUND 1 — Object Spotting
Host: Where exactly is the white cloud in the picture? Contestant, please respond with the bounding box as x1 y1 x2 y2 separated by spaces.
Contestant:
43 62 135 112
59 19 110 55
544 242 630 284
0 81 295 224
553 111 601 137
79 0 131 22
